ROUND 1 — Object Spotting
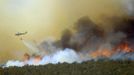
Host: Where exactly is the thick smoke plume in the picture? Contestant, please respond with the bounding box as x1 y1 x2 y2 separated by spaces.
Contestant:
3 1 134 67
3 16 134 67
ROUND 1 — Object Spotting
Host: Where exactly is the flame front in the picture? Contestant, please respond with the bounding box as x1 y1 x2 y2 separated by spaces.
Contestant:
91 49 113 58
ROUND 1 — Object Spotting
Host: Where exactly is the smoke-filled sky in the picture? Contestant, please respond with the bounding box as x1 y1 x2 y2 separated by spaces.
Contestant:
0 0 129 63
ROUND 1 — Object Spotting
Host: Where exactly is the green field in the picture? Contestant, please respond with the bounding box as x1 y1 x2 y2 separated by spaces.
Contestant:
0 61 134 75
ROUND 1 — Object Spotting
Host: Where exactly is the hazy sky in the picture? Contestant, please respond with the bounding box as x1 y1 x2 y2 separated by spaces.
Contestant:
0 0 126 63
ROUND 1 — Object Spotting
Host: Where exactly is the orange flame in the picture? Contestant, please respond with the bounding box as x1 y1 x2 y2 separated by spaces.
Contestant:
23 53 30 64
23 53 30 60
115 42 133 53
23 53 42 64
34 55 42 64
91 49 113 58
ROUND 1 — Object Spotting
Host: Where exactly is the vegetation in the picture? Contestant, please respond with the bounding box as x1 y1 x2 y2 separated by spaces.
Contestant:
0 61 134 75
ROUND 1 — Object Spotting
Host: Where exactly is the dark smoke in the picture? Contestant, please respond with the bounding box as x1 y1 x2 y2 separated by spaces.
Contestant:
64 16 105 51
114 17 134 49
39 16 134 53
61 29 72 49
115 18 134 39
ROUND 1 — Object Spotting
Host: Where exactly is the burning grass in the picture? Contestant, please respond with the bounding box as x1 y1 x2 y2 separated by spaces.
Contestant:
1 61 134 75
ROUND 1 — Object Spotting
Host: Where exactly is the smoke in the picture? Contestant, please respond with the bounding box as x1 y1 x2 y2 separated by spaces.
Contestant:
22 40 40 54
123 0 134 16
3 13 134 67
4 48 81 67
51 16 127 52
4 61 24 67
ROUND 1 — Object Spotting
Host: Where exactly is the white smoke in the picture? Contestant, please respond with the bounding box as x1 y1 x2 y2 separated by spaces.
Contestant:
3 48 81 67
4 61 24 67
22 39 41 54
123 0 134 16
